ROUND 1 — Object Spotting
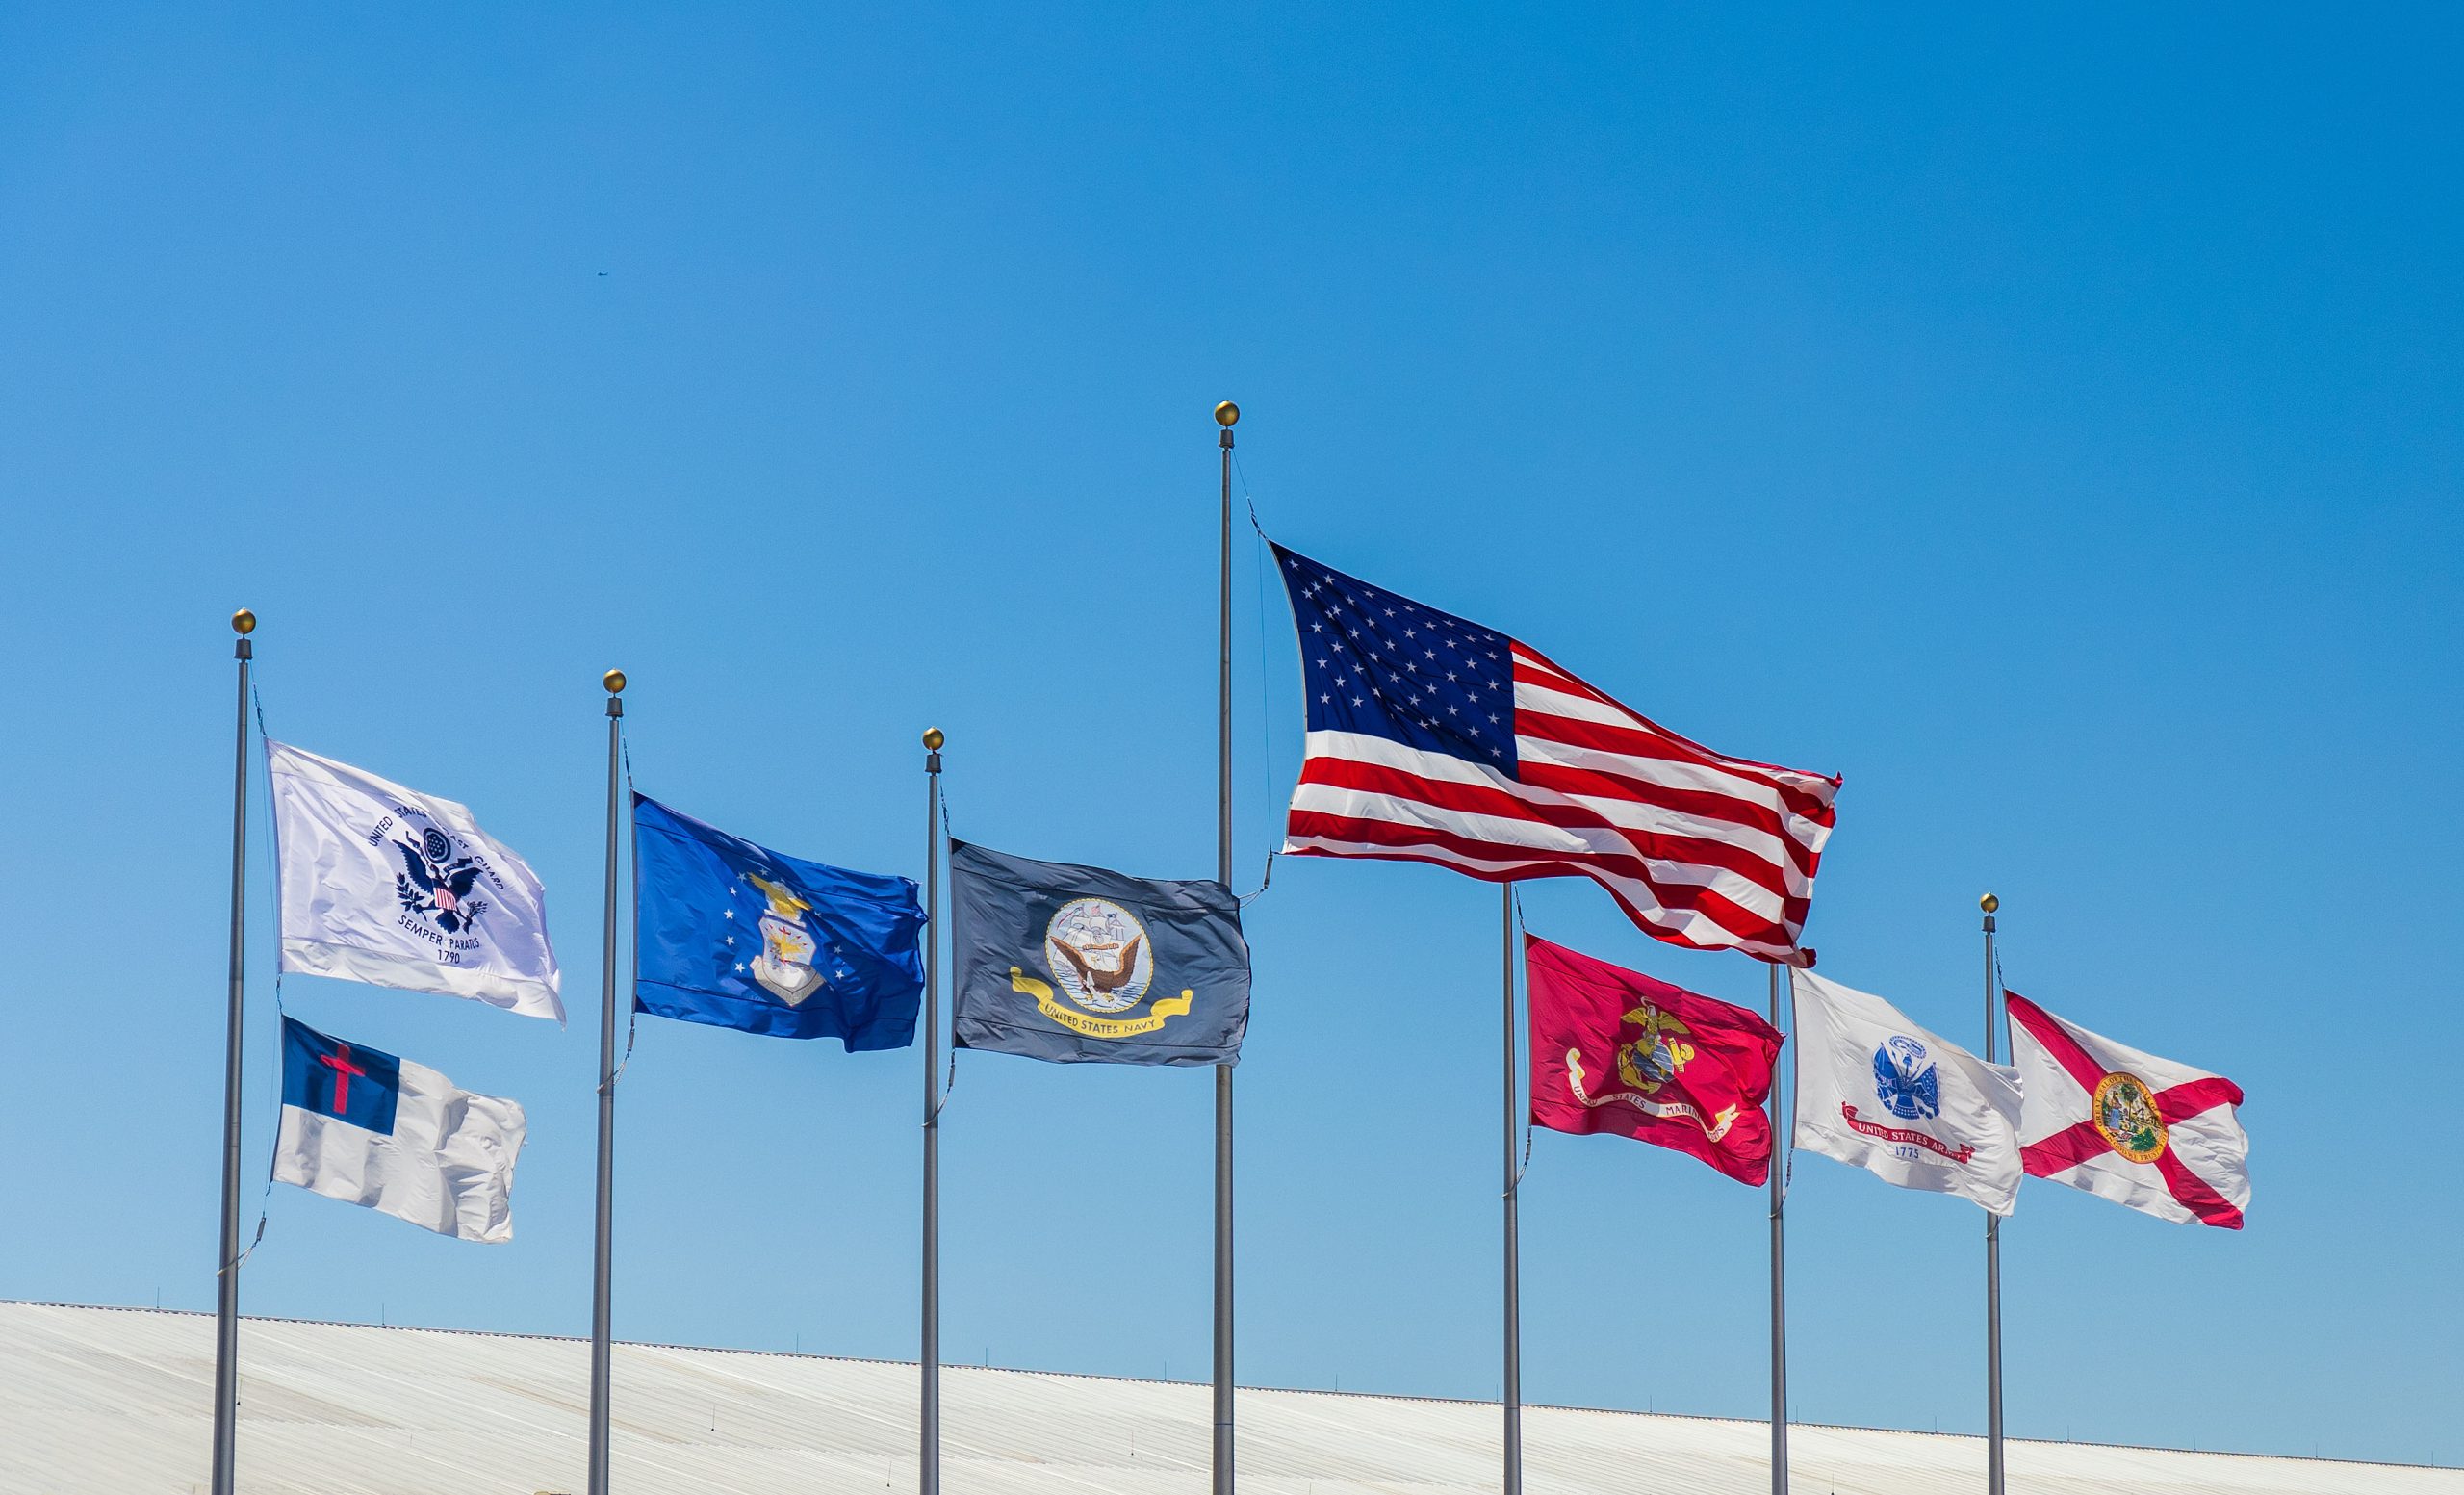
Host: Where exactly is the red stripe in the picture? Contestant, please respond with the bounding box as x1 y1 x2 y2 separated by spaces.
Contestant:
1510 646 1842 816
2154 1075 2245 1123
2003 991 2108 1094
1298 756 1803 906
2154 1149 2246 1229
1285 807 1793 945
2020 1120 2112 1177
1283 818 1799 956
1513 714 1832 881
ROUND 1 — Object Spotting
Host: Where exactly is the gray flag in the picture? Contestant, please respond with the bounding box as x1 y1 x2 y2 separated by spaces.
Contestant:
950 840 1249 1066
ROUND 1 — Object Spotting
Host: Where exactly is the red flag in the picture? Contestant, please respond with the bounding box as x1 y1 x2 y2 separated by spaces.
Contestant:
1525 934 1784 1185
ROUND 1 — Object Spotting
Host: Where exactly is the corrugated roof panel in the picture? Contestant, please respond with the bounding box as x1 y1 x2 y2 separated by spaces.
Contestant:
0 1302 2449 1495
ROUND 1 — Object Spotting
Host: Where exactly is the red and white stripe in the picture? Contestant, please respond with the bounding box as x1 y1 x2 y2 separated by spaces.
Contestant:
1284 643 1838 964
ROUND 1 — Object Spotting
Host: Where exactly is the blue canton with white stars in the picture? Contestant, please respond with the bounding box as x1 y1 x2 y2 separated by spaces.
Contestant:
1277 544 1520 775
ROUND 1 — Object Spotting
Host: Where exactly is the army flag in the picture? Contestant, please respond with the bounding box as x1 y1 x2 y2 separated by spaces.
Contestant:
2006 992 2250 1229
273 1018 527 1243
268 741 563 1022
633 795 925 1049
950 840 1248 1066
1791 969 2025 1215
1526 934 1784 1184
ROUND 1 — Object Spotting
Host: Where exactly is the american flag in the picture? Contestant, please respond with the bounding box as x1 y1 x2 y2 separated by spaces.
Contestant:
1274 544 1839 964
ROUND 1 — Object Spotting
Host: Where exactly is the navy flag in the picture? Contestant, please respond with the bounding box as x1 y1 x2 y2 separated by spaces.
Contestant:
633 795 924 1049
950 840 1248 1067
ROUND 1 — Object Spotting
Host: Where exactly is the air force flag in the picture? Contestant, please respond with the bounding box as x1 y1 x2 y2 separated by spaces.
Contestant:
274 1018 527 1244
632 795 925 1048
268 741 563 1022
951 840 1249 1067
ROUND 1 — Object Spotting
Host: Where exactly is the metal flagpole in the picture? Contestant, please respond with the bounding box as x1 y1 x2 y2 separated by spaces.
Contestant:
210 607 255 1495
1502 885 1522 1495
1768 960 1788 1495
1982 892 2005 1495
587 669 626 1495
921 727 946 1495
1212 399 1240 1495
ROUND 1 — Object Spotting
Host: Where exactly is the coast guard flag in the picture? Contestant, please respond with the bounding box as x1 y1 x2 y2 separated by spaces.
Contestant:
2006 992 2251 1229
951 840 1249 1066
633 795 924 1048
1526 934 1784 1185
274 1018 526 1243
268 741 563 1022
1791 970 2025 1215
1272 545 1839 965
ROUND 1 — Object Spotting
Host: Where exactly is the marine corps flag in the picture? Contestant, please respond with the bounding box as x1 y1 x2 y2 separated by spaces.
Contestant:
2006 992 2250 1229
950 840 1249 1066
1525 935 1783 1185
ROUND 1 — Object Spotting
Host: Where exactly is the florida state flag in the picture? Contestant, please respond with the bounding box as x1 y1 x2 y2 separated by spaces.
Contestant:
2006 992 2250 1229
1526 934 1784 1184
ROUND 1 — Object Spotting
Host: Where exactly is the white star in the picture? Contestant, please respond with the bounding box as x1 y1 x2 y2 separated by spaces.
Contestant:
1424 648 1437 660
1404 660 1418 672
724 909 735 920
1408 694 1421 706
1384 607 1397 617
725 935 735 945
734 962 748 972
1447 706 1458 715
1311 622 1324 632
1446 671 1458 682
1352 696 1365 707
1403 627 1416 639
1316 657 1328 667
1320 693 1331 704
1488 712 1501 724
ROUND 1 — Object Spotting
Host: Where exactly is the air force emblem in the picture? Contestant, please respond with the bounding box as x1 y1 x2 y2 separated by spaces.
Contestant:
745 873 826 1006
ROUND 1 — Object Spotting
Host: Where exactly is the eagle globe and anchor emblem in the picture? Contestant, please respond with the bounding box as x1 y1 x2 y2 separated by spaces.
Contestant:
1614 1003 1697 1095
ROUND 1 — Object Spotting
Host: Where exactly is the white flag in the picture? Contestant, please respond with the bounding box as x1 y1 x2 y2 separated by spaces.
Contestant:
274 1018 526 1244
1791 969 2025 1215
269 741 563 1022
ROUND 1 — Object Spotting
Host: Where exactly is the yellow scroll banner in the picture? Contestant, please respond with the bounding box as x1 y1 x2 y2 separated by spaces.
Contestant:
1010 967 1194 1038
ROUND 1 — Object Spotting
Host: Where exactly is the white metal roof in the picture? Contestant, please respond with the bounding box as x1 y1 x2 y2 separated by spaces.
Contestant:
1 1300 2450 1495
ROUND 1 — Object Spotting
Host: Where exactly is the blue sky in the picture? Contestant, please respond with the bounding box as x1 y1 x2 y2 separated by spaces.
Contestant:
2 1 2458 1471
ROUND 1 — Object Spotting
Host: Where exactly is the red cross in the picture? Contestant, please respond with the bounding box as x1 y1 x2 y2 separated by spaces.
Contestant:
319 1044 369 1115
2006 991 2246 1228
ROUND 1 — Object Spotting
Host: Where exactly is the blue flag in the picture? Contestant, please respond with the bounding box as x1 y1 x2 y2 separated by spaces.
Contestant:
632 794 924 1048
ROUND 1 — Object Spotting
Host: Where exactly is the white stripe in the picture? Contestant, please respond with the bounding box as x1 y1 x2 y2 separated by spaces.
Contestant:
1508 651 1842 799
1295 731 1797 919
1280 830 1799 961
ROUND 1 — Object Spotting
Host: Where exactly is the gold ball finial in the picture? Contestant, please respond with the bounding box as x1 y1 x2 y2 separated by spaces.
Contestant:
603 669 627 695
922 727 945 752
232 608 256 635
1980 892 2000 914
1214 400 1240 427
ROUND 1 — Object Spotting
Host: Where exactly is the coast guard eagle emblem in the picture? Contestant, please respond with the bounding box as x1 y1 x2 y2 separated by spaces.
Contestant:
745 873 825 1006
1614 1003 1697 1095
1873 1035 1940 1121
1043 898 1153 1014
395 826 489 936
2092 1070 2169 1163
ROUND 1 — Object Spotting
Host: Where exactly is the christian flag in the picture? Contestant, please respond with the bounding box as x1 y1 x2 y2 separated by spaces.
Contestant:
1526 935 1784 1185
2006 992 2250 1229
274 1018 527 1243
